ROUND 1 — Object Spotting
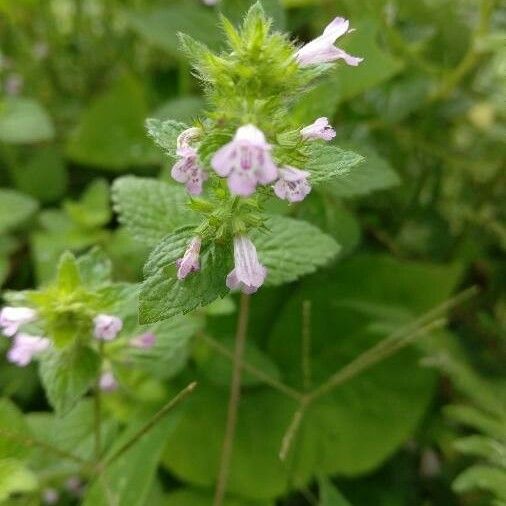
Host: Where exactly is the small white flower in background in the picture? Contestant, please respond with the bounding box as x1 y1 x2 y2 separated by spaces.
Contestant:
93 314 123 341
212 124 278 196
42 488 59 505
296 17 363 67
226 236 267 294
130 332 156 349
7 333 50 367
99 371 118 392
274 167 312 203
0 307 37 337
202 0 219 5
301 117 336 141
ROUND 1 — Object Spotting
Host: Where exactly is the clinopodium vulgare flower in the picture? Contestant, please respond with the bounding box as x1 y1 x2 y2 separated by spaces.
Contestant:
0 306 37 337
7 333 50 367
301 117 337 141
93 314 123 341
274 167 312 203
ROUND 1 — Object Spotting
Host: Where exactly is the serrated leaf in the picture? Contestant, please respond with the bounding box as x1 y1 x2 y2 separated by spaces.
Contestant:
324 146 400 198
112 176 197 245
0 189 38 234
250 216 340 286
0 459 38 502
0 97 54 144
453 465 506 499
151 97 205 124
306 144 364 185
145 118 188 159
39 346 101 415
64 179 111 229
220 0 286 30
76 247 113 287
139 231 232 324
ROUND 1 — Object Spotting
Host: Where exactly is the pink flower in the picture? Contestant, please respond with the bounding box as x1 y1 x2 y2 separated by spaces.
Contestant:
130 332 156 349
171 147 208 196
42 488 59 505
226 236 267 294
7 333 50 367
0 307 37 337
301 117 336 141
211 124 278 196
93 314 123 341
176 237 201 280
176 127 201 153
99 371 118 392
296 17 363 67
274 167 311 203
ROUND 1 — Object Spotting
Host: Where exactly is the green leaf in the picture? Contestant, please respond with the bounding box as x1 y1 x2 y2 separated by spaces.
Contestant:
306 144 365 185
39 346 101 415
83 406 180 506
0 97 54 144
112 176 197 245
56 251 81 293
139 231 232 324
323 146 400 198
145 118 188 159
0 398 32 460
250 215 340 286
127 315 203 379
0 459 38 502
67 76 158 170
318 476 352 506
164 488 273 506
453 465 506 500
76 247 113 288
64 179 111 229
125 4 222 54
0 189 38 234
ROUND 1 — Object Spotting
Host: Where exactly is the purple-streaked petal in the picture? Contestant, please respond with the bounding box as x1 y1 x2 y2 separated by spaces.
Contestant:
211 143 235 177
176 237 201 280
93 314 123 341
171 158 191 183
232 236 267 289
228 171 257 196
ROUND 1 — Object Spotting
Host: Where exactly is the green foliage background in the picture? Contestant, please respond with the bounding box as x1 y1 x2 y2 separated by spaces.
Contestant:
0 0 504 505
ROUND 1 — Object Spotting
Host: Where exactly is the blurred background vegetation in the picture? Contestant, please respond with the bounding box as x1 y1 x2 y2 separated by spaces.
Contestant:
0 0 504 505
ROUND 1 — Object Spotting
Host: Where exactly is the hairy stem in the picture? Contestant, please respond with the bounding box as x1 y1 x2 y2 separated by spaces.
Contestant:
214 293 251 506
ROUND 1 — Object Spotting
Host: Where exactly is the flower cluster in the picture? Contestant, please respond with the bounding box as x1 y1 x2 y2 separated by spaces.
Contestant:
0 306 125 367
166 15 363 294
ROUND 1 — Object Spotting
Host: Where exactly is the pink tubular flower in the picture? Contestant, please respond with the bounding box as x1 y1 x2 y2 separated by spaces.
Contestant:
296 17 363 67
171 147 208 196
0 307 37 337
226 236 267 294
93 314 123 341
176 237 201 280
130 332 156 349
211 124 278 197
274 167 312 203
301 117 336 141
99 371 118 392
7 333 50 367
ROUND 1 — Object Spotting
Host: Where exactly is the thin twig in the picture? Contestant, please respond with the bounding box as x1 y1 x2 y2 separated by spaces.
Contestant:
279 402 308 462
0 428 87 465
214 293 251 506
100 381 197 469
200 333 302 401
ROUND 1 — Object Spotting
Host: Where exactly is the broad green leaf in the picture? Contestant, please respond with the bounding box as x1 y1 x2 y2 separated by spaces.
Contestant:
67 76 158 170
0 97 54 144
294 20 403 121
164 488 273 505
127 315 203 379
323 146 400 198
145 118 188 160
83 406 180 506
76 247 113 288
0 189 38 234
0 459 38 502
10 147 67 203
306 145 365 185
64 179 111 229
56 251 81 293
125 4 222 54
152 97 205 124
250 215 340 286
220 0 286 30
112 176 196 245
39 345 101 415
453 465 506 500
139 231 232 324
318 476 352 506
0 398 32 459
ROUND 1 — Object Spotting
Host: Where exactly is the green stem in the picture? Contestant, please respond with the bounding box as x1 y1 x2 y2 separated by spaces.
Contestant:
214 293 251 506
94 341 104 463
